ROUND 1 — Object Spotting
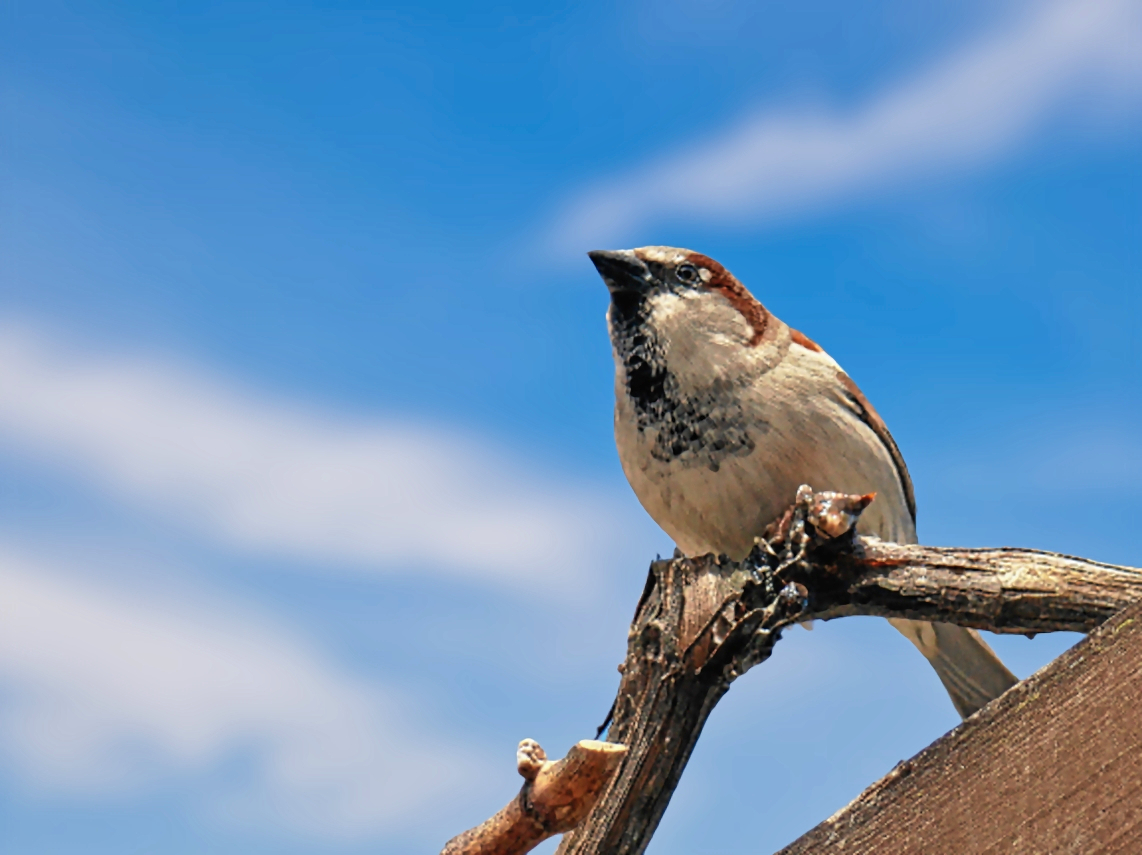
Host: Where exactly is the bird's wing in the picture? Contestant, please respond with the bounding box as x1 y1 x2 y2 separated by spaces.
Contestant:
788 326 916 525
834 370 916 525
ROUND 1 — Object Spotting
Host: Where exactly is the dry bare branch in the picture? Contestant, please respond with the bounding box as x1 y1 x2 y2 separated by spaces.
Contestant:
441 738 628 855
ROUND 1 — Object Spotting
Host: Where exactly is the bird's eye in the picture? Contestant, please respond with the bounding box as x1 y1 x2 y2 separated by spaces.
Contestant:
676 264 699 283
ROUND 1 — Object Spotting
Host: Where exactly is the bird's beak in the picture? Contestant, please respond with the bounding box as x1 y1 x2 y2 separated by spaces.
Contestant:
588 249 652 295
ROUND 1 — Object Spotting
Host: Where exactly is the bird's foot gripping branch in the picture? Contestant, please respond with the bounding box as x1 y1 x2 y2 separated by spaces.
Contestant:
705 485 878 679
632 484 878 694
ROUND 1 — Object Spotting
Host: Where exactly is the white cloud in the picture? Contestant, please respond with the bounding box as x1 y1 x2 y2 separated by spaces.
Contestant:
549 0 1142 252
0 544 483 839
0 321 632 594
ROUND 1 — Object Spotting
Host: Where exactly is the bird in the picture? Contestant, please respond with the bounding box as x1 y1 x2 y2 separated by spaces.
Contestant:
589 245 1017 719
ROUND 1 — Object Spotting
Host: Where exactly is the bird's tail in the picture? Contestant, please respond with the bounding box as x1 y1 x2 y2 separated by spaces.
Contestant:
888 618 1018 719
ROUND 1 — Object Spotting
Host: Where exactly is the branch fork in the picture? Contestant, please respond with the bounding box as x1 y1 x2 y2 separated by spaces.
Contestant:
555 485 1142 855
442 485 1142 855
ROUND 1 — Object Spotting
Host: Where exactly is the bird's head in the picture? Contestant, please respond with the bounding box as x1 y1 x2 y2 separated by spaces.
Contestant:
588 246 770 348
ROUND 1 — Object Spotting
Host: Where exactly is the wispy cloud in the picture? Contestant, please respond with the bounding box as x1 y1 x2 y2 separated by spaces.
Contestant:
0 544 483 839
548 0 1142 252
0 322 635 594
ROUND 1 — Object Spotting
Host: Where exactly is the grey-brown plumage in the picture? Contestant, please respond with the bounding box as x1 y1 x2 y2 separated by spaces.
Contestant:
591 245 1016 719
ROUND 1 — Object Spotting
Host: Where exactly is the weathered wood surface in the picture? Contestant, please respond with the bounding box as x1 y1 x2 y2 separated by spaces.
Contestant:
779 598 1142 854
554 487 1142 855
441 739 627 855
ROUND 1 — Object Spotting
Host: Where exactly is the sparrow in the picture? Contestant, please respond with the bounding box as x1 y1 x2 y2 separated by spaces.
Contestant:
589 245 1017 719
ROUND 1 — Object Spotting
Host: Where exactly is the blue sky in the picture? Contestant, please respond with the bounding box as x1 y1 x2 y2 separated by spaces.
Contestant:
1 1 1139 852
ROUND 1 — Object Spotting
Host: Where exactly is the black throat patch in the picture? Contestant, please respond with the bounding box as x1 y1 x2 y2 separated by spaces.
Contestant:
610 294 757 472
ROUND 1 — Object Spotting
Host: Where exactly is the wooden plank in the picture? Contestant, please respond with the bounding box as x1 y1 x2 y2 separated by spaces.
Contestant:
778 601 1142 854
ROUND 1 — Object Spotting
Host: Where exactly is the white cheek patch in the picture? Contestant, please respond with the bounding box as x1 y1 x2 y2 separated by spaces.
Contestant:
647 290 686 322
653 290 752 343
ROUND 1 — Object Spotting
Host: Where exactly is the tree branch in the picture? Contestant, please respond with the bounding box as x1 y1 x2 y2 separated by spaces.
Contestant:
799 539 1141 634
441 738 628 855
555 486 1142 855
